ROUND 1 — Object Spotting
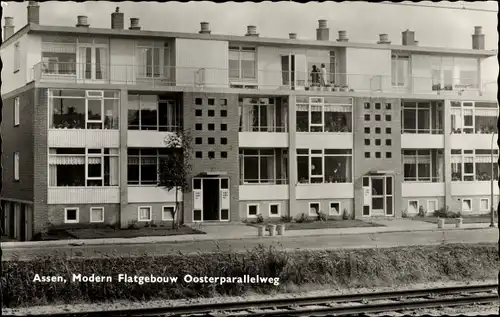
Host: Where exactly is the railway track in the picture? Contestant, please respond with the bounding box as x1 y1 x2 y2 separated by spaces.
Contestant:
4 283 498 317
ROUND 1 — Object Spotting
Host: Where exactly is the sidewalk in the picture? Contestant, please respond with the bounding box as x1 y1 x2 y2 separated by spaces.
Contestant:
1 219 496 249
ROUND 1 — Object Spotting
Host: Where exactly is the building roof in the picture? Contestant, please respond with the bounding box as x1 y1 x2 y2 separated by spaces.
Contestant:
1 23 497 58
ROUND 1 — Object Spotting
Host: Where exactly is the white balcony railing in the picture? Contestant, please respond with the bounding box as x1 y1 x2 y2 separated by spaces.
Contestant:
31 62 496 97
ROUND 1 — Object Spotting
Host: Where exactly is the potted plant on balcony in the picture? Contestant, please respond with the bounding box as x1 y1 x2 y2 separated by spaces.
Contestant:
340 85 349 92
333 84 340 92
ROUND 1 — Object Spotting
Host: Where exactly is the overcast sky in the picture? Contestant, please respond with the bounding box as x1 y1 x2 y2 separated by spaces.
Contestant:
2 1 499 79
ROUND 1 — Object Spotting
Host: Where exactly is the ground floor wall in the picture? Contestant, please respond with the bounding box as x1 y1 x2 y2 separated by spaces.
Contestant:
401 197 445 216
239 200 289 221
295 199 353 219
47 204 119 228
449 195 498 215
120 203 181 228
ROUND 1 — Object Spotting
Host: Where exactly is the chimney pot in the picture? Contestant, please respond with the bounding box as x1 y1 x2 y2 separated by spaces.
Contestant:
474 26 483 35
337 30 348 42
199 22 211 34
377 34 391 44
472 26 485 50
289 33 297 39
76 15 89 27
111 7 124 29
316 20 329 41
402 30 416 45
27 1 40 24
4 17 14 27
246 25 258 36
3 17 15 39
129 18 141 30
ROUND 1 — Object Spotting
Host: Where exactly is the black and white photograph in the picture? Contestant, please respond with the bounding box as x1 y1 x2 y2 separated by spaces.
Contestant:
0 0 499 316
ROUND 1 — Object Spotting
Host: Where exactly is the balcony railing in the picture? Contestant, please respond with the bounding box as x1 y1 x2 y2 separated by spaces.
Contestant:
31 62 496 96
240 178 288 185
401 128 444 134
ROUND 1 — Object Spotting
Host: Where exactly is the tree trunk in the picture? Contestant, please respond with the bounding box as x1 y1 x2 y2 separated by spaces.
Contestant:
173 187 179 230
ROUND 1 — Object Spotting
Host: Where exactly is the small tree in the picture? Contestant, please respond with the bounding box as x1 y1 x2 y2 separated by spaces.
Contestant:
158 131 193 229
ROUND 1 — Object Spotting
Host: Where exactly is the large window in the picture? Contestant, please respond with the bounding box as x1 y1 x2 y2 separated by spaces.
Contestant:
451 149 499 181
239 149 288 184
432 57 479 91
49 89 119 129
48 148 119 187
296 96 352 132
238 97 288 132
128 94 181 131
451 101 497 134
391 54 409 87
42 36 77 75
401 101 443 134
128 148 178 185
297 149 352 184
229 46 256 80
402 149 444 182
136 41 170 79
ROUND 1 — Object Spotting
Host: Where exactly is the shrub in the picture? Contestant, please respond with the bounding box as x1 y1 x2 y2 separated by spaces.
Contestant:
418 205 427 217
128 222 139 230
256 214 264 224
280 215 293 223
434 206 461 218
342 208 350 220
402 209 409 218
296 213 309 223
317 211 328 221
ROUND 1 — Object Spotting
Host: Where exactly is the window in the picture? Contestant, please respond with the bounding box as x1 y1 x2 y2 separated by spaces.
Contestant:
221 138 228 145
221 124 227 131
385 114 391 121
14 42 20 72
386 127 392 134
221 110 227 117
221 152 228 159
208 151 215 159
138 206 152 221
386 103 392 110
364 139 370 146
402 101 443 134
195 137 202 145
90 207 104 223
208 98 215 106
427 200 438 214
14 97 20 126
195 151 202 158
451 101 497 134
386 152 392 158
403 149 444 182
364 127 370 134
451 149 499 181
41 36 78 76
208 138 215 145
195 123 202 130
392 54 409 87
14 152 20 181
329 202 340 215
195 109 202 117
195 98 203 105
220 99 228 106
64 207 79 223
480 198 490 211
127 148 177 186
461 199 472 212
386 139 392 146
239 97 286 133
208 110 215 117
408 200 418 214
162 206 175 221
269 203 280 217
136 41 170 79
296 96 353 133
208 123 215 131
365 152 370 158
297 149 352 184
127 94 180 132
364 103 370 109
375 139 381 146
229 46 256 80
375 103 381 110
240 149 288 184
364 114 370 121
375 152 381 158
49 90 119 130
429 56 479 91
375 127 381 134
247 204 259 217
309 202 320 217
375 115 381 121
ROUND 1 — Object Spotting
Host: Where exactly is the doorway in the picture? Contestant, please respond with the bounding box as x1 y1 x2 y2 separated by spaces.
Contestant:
203 179 220 221
362 175 394 217
192 177 230 222
78 46 108 82
281 54 306 90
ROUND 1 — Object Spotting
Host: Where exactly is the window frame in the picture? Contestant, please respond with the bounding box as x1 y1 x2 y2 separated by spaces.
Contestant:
297 148 353 184
450 149 499 182
14 97 20 126
135 41 171 79
269 203 281 218
461 198 472 212
127 94 180 132
328 201 341 216
14 152 20 181
64 207 80 224
162 205 175 221
247 203 259 218
407 200 419 214
296 96 353 133
402 149 442 182
228 45 257 81
391 54 410 87
426 199 438 214
127 148 175 186
479 198 490 212
138 206 152 222
309 202 321 217
240 149 281 185
90 207 105 223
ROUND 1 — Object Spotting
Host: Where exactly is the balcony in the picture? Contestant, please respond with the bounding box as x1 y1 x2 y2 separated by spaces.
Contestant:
31 62 496 97
48 187 120 204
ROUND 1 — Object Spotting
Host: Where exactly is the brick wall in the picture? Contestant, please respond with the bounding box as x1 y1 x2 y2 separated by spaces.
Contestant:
182 93 240 223
1 89 35 201
48 204 119 227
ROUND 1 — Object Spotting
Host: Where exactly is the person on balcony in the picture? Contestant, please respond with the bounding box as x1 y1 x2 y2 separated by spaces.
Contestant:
320 63 328 87
311 65 320 86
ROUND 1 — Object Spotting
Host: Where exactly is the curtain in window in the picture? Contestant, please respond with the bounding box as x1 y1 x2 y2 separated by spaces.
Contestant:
437 154 444 182
49 149 57 186
266 104 275 131
450 155 462 164
95 47 108 80
109 149 119 186
241 106 253 132
48 156 85 165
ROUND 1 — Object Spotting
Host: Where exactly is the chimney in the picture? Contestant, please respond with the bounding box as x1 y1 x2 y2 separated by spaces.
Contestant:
245 25 258 37
289 33 297 39
316 19 329 41
111 7 124 29
3 17 15 39
129 18 141 30
402 29 416 45
414 40 419 46
199 22 211 34
377 34 391 44
27 1 40 24
472 26 485 50
76 15 89 27
337 30 348 42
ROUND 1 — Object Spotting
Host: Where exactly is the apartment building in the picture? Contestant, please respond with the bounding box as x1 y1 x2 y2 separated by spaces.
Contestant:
1 3 498 241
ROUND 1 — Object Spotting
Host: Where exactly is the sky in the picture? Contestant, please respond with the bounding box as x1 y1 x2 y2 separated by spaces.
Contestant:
2 1 499 79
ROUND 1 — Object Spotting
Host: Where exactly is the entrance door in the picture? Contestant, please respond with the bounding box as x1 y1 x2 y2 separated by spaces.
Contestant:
203 178 220 221
281 54 306 90
78 46 108 82
192 177 230 222
362 176 394 217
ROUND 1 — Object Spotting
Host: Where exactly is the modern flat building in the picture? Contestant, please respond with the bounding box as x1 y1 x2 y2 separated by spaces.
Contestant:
1 3 498 241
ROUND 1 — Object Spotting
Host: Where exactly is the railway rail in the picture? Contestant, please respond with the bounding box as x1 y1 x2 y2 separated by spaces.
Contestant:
3 283 498 317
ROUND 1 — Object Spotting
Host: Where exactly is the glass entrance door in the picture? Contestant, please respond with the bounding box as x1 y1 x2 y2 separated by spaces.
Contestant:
363 175 394 216
78 46 108 82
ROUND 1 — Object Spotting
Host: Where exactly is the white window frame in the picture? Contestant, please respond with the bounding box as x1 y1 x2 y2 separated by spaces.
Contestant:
135 41 170 79
297 148 353 184
269 203 281 218
90 207 105 223
407 200 419 214
328 201 341 216
426 199 438 214
391 54 410 88
14 152 20 181
451 149 499 182
64 207 79 223
461 198 472 212
14 42 20 72
138 206 152 222
479 198 490 212
240 149 277 184
309 202 320 217
162 205 175 221
228 45 257 81
247 204 259 218
127 149 168 186
14 97 20 126
402 149 439 182
296 97 353 133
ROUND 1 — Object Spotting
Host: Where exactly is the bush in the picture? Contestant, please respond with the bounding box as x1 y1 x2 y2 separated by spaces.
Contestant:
402 209 409 218
418 205 427 217
434 206 461 218
1 244 497 308
296 213 309 223
342 208 350 220
280 215 293 223
317 211 328 221
128 222 139 230
256 214 264 224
